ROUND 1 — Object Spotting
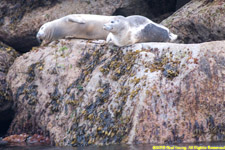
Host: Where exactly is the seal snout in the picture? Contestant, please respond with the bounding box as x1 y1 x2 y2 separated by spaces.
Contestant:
36 27 46 44
36 24 46 44
36 32 43 44
103 24 113 31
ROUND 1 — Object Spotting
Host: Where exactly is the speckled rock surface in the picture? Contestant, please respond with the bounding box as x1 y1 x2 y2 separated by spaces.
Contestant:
7 40 225 146
0 41 19 136
161 0 225 44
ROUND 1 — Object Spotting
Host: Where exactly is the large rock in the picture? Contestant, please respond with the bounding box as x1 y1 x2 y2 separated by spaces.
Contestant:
161 0 225 44
0 41 19 136
7 39 225 146
113 0 178 23
0 0 191 53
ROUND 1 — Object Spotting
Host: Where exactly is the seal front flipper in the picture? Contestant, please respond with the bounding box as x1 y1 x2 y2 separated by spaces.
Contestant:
106 33 113 43
67 16 85 24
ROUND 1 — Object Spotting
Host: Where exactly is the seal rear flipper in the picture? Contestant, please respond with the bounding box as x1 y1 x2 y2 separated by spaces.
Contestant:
67 16 85 24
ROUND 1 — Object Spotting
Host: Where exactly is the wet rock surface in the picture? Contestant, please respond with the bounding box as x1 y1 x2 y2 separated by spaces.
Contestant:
0 137 8 146
3 133 29 144
0 41 19 137
2 133 50 146
161 0 225 44
6 39 225 146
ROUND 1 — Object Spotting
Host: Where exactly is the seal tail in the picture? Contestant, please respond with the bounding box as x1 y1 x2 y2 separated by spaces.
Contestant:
169 32 178 42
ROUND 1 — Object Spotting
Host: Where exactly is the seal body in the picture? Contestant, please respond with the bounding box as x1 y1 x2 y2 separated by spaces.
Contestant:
36 14 116 45
103 15 178 47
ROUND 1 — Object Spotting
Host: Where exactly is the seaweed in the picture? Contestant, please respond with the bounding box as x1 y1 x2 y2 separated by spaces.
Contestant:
150 52 180 79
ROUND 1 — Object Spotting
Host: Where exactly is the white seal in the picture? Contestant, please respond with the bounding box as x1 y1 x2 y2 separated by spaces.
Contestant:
103 15 178 47
36 14 117 45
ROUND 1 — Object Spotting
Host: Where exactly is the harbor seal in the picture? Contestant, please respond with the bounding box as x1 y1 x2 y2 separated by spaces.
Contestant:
103 15 178 47
36 14 118 45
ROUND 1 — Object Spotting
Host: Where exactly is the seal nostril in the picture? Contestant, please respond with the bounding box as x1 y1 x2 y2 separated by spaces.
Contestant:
36 33 40 38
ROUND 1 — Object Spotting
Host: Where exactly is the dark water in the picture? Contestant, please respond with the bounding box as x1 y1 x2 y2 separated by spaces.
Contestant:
1 142 225 150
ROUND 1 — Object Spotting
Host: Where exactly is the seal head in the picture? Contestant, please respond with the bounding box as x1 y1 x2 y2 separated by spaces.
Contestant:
36 23 52 44
103 16 126 33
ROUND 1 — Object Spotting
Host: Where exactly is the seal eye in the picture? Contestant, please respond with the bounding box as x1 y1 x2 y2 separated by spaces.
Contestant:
111 21 114 23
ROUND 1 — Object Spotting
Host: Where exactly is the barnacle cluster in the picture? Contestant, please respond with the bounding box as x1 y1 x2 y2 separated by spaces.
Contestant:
149 51 180 79
100 49 140 81
130 88 141 99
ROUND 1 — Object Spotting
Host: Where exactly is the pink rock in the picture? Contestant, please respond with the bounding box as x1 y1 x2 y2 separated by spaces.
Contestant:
6 39 225 146
27 134 50 145
3 133 29 143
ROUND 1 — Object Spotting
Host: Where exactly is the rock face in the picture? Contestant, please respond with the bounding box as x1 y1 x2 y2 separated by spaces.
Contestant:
161 0 225 44
0 41 19 136
7 39 225 146
113 0 178 23
0 0 191 53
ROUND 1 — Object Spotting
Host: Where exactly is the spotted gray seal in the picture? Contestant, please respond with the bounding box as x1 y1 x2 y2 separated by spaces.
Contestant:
103 15 178 47
36 14 117 45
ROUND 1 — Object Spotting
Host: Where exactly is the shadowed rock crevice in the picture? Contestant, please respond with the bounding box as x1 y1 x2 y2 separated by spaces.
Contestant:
0 107 14 137
0 41 19 138
1 32 41 55
113 0 186 23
